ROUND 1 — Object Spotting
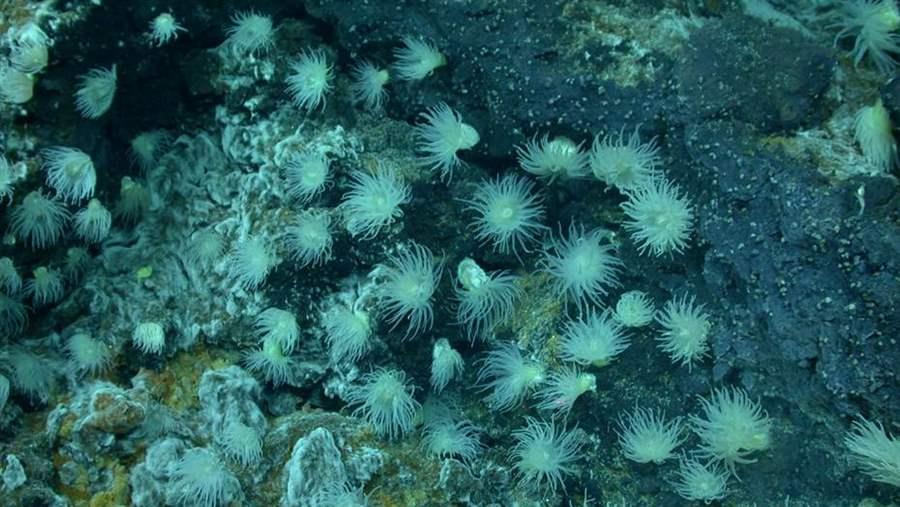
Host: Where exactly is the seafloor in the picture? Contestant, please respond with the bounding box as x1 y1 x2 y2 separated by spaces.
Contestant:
0 0 898 506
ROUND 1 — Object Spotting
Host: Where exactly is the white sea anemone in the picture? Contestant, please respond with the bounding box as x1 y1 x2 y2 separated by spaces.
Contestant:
224 11 275 56
844 416 900 486
226 235 276 290
535 366 596 417
517 135 589 181
656 294 711 370
832 0 900 74
286 49 334 111
393 36 446 80
255 307 300 355
621 178 693 257
854 98 898 173
617 407 685 464
613 290 655 328
26 266 64 307
415 102 479 180
74 198 112 243
74 65 117 119
284 151 330 203
114 177 151 224
9 190 69 249
346 368 420 440
43 146 96 203
376 242 442 338
463 174 547 257
690 387 772 475
672 456 729 502
286 210 333 267
350 60 390 110
510 418 583 492
149 13 186 46
133 322 166 354
340 165 411 239
454 257 520 340
0 66 34 104
590 126 661 191
476 341 545 412
430 338 464 393
130 131 170 173
540 222 621 311
323 303 373 363
560 310 630 367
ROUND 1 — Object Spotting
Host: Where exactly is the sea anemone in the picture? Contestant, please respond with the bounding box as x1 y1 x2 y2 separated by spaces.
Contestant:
393 36 446 80
254 307 300 355
430 338 464 393
422 418 483 461
226 235 276 290
0 294 27 336
376 242 442 338
590 126 661 191
10 30 47 74
284 151 331 203
844 416 900 486
133 322 166 354
171 447 242 507
312 481 368 506
219 422 263 467
510 417 583 492
74 198 112 243
9 190 69 248
66 333 112 376
517 134 589 181
476 341 545 412
656 294 711 370
0 155 20 203
286 48 334 111
854 98 898 173
613 290 655 328
540 222 621 311
43 146 96 203
0 257 22 295
535 366 596 417
832 0 900 74
560 310 630 367
463 174 547 257
26 266 64 307
0 373 8 414
621 178 693 257
350 60 390 110
415 102 480 180
187 230 224 268
617 407 685 464
672 455 729 502
243 336 296 386
63 247 91 280
224 11 274 56
148 13 186 46
74 65 117 119
346 368 420 440
454 257 520 340
323 303 373 363
0 66 34 104
690 387 772 475
8 348 53 402
130 131 170 173
114 177 151 224
286 210 333 267
340 165 411 239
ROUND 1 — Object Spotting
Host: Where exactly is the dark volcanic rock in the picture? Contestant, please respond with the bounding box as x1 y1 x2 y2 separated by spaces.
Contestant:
675 15 835 132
